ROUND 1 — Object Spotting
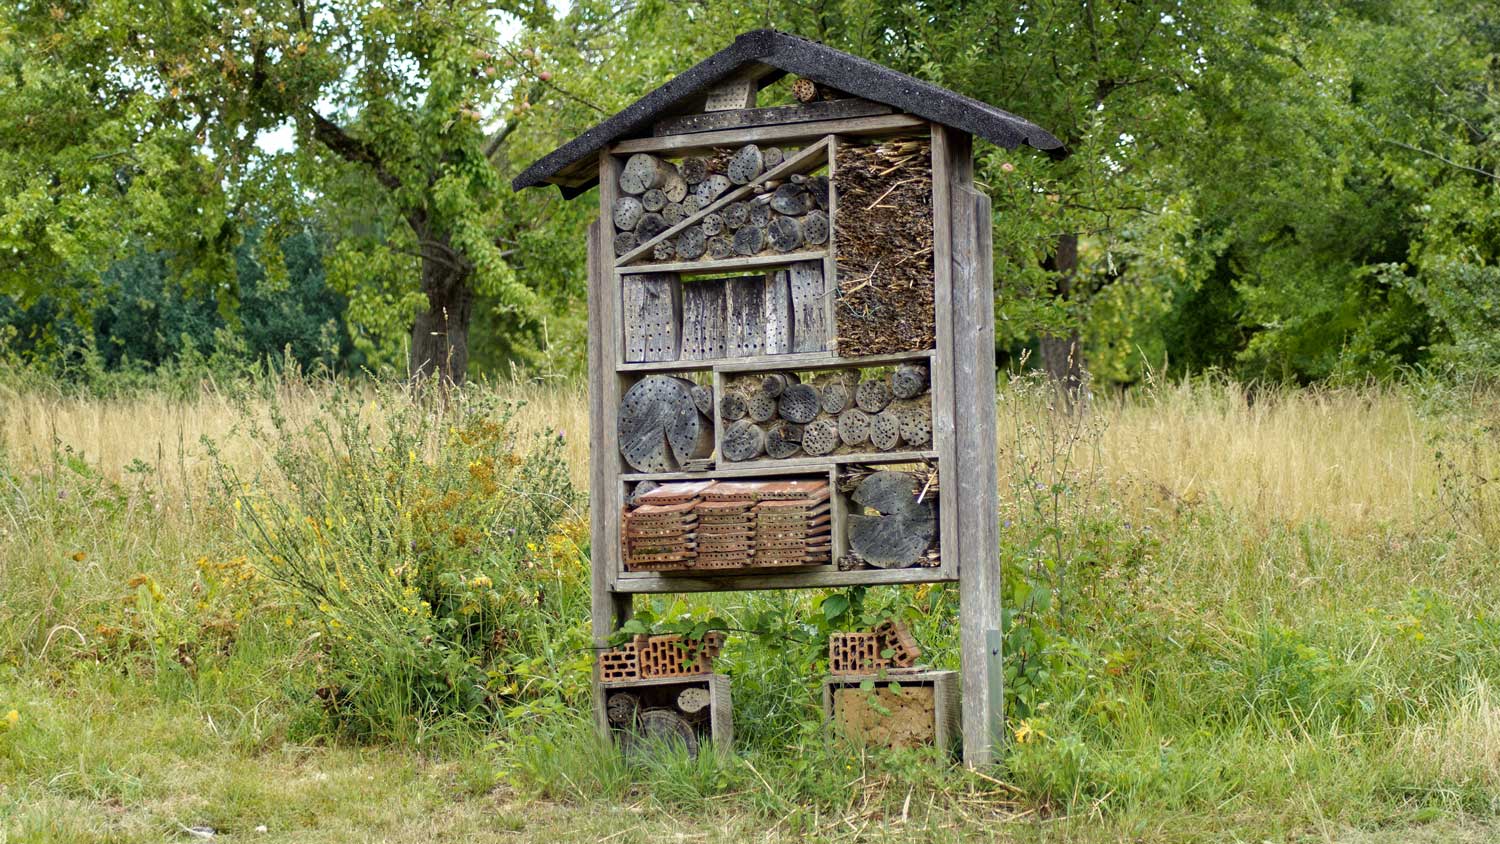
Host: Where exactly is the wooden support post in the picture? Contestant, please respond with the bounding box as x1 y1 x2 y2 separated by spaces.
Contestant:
941 128 1003 765
592 157 634 737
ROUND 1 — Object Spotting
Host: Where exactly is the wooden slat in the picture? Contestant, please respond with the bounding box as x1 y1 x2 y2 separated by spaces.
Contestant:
613 113 927 156
930 126 959 588
655 99 892 136
612 564 955 594
616 139 831 266
622 273 681 363
680 280 727 360
942 130 1003 768
789 260 829 353
724 275 767 357
619 250 827 276
763 270 792 355
823 135 841 354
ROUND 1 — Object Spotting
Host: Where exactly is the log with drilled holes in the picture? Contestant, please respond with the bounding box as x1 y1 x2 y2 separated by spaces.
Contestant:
675 225 707 260
816 371 855 414
837 408 871 446
892 398 932 447
764 421 802 459
690 384 714 417
732 225 766 256
855 378 892 413
677 686 712 714
802 417 839 456
620 153 673 195
617 376 713 472
613 196 644 231
718 390 748 422
721 419 765 462
890 363 931 399
802 209 829 245
636 212 669 243
761 372 795 397
641 187 667 212
727 144 764 185
680 156 708 185
846 470 937 569
777 383 821 424
612 231 639 257
767 216 804 252
747 389 777 423
870 408 901 451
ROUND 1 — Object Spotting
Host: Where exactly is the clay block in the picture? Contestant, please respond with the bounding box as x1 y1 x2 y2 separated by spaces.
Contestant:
599 642 640 682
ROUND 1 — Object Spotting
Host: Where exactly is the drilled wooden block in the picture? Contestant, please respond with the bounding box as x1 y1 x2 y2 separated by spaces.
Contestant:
725 275 767 357
623 274 681 363
680 280 727 360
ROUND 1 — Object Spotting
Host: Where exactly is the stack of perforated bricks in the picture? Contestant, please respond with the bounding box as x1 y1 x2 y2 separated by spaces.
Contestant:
828 620 922 676
752 480 831 566
623 481 711 571
637 632 726 679
598 632 727 682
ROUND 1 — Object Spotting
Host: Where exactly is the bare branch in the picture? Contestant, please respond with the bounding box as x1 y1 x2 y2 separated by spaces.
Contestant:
1383 138 1497 180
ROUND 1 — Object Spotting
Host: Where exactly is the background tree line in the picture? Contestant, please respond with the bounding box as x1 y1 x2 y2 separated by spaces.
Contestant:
2 0 1496 387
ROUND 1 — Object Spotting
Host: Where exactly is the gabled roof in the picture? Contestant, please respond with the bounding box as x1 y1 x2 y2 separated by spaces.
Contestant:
512 29 1064 197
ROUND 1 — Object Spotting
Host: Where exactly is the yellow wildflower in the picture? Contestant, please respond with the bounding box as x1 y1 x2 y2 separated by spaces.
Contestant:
3 710 17 729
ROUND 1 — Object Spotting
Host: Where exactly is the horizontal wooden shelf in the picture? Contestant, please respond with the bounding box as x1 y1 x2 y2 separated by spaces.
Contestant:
719 450 937 472
617 348 935 373
610 114 927 156
611 564 953 594
620 464 832 482
601 673 723 690
617 250 827 276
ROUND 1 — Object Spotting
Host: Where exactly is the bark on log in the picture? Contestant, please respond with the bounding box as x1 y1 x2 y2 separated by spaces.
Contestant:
788 262 829 353
721 419 764 462
732 225 765 256
727 144 764 185
855 378 892 413
767 216 804 252
621 153 671 195
613 196 644 231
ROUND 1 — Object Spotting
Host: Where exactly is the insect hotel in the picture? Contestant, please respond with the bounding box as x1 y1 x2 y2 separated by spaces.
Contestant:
513 29 1063 764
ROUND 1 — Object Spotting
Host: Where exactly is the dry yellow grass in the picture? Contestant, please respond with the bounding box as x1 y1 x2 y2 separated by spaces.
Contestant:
3 375 1491 538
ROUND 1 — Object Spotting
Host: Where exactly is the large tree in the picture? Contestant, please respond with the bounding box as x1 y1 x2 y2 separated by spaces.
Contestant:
0 0 620 383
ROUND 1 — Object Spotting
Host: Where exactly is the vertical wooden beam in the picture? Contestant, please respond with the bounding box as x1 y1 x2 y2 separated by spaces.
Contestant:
945 129 1003 766
592 155 633 738
823 136 841 353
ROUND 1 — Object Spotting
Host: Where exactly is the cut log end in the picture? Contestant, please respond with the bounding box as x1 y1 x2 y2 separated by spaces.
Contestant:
778 383 820 424
727 144 764 185
722 419 764 462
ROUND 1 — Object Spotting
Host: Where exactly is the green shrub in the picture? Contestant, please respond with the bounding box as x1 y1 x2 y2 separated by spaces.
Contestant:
212 386 589 742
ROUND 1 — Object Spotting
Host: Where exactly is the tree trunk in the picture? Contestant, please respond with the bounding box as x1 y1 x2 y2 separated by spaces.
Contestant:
409 241 474 385
1040 232 1085 404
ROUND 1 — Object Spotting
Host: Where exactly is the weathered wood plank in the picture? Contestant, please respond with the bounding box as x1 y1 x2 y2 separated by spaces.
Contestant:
724 275 767 357
943 129 1003 768
611 564 956 593
763 270 792 354
789 261 829 353
620 250 827 276
622 273 681 362
612 114 927 156
654 98 893 136
680 280 727 360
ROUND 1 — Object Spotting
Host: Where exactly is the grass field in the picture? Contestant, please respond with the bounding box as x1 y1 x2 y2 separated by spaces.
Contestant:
2 370 1497 843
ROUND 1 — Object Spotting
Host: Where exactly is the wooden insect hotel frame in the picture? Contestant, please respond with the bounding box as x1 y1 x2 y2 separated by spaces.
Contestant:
514 29 1063 765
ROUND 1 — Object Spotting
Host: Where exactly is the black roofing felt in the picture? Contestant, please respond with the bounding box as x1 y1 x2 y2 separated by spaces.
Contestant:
512 29 1065 197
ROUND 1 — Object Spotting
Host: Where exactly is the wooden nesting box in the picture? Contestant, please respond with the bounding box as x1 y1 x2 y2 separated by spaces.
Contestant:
603 673 733 758
514 28 1063 765
823 669 960 754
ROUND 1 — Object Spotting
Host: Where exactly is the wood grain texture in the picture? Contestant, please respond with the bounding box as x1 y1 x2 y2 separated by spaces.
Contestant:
763 270 792 354
654 98 893 136
622 273 681 362
789 261 829 353
725 275 767 357
942 129 1003 767
613 114 926 156
613 564 956 593
680 280 728 360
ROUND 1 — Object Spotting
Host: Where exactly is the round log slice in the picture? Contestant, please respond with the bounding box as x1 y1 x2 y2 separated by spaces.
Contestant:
625 708 699 758
802 418 839 456
837 408 871 446
870 408 901 451
618 376 712 472
778 383 821 424
764 422 803 459
855 378 893 413
721 420 765 462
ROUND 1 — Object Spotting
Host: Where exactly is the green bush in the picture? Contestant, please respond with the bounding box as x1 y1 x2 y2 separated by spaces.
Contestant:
212 386 589 742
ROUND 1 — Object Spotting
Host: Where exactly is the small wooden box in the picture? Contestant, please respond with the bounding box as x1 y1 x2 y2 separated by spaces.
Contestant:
601 673 733 757
822 669 959 755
